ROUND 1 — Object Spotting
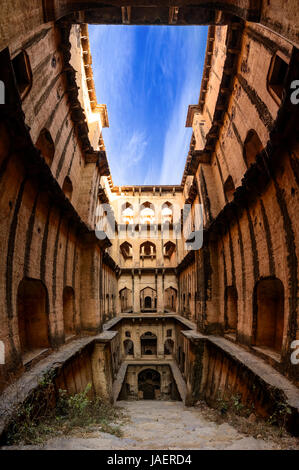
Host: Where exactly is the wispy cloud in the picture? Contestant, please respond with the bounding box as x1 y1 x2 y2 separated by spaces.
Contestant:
89 25 208 186
159 28 208 184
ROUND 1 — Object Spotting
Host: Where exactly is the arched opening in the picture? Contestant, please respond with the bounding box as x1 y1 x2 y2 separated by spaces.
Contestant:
140 202 155 225
140 287 157 312
141 331 157 355
17 278 49 361
62 176 73 200
140 241 156 258
223 175 235 203
163 241 176 258
119 287 132 313
225 285 238 333
12 50 32 100
164 339 174 355
164 286 177 312
161 202 173 224
254 278 284 353
124 339 134 356
138 369 161 399
63 286 75 338
243 130 263 167
122 202 134 225
35 128 55 166
120 241 133 260
144 296 152 309
267 53 289 104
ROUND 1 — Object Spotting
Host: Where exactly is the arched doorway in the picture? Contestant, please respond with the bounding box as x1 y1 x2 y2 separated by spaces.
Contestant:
253 278 284 352
140 287 157 312
164 339 174 355
164 286 177 312
225 286 238 333
119 287 132 312
17 278 50 359
141 331 157 355
63 286 75 338
138 369 161 399
124 339 134 356
243 130 263 167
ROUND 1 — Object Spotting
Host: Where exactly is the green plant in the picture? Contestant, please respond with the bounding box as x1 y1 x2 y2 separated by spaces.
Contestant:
216 395 229 415
268 401 292 430
231 394 245 415
5 381 125 445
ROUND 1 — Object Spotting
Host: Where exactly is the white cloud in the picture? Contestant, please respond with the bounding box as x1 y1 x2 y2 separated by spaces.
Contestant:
89 25 207 186
159 28 207 184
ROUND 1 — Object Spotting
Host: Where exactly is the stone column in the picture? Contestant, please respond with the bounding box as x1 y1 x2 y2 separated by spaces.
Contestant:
134 325 141 358
80 235 101 333
91 343 113 402
157 323 164 358
157 270 164 312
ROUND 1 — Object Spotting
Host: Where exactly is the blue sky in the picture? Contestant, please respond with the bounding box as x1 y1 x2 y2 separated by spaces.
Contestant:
89 25 208 185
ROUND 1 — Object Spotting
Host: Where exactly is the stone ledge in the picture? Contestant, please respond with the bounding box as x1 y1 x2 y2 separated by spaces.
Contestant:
183 331 299 413
0 333 116 438
103 313 196 332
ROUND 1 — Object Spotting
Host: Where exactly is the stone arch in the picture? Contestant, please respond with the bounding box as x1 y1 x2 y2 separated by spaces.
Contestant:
163 241 176 258
243 130 263 167
124 339 134 355
141 331 157 355
17 278 50 359
140 286 157 311
253 277 284 352
140 201 155 224
122 202 134 224
164 286 177 311
120 241 133 259
140 241 156 257
62 176 73 200
161 201 173 224
138 368 161 399
225 285 238 333
164 338 174 355
119 287 133 313
35 128 55 166
223 175 235 203
63 286 75 338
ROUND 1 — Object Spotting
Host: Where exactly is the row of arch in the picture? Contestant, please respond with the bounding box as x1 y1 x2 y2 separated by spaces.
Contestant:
119 286 177 312
122 201 174 225
223 277 284 353
120 240 176 260
123 334 174 356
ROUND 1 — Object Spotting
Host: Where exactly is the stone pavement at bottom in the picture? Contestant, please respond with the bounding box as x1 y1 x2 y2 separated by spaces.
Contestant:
4 400 284 450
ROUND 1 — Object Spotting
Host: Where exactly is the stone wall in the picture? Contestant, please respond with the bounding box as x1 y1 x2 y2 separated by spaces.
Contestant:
0 21 118 392
179 21 299 384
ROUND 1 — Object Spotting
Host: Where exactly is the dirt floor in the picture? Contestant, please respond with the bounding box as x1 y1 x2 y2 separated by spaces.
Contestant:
3 400 299 450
